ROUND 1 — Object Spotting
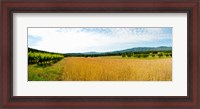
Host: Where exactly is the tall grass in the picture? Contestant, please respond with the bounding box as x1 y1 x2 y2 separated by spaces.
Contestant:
61 57 172 81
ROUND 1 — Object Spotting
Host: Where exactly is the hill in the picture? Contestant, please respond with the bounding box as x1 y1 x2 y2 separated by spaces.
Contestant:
112 46 172 54
28 46 172 57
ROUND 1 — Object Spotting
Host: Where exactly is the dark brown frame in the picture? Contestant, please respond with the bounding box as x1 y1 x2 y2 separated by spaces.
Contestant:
0 0 199 108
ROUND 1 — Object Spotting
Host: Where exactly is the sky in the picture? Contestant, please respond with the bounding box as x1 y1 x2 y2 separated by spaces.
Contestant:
28 27 172 53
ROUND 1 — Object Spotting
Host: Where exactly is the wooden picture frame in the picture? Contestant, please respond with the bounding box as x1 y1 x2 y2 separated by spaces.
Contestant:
0 0 199 108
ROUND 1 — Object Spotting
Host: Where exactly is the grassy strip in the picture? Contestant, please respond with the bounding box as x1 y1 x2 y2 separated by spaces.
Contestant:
28 60 65 81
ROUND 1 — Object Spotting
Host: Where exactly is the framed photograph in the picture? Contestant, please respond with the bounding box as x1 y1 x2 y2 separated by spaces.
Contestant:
1 0 199 108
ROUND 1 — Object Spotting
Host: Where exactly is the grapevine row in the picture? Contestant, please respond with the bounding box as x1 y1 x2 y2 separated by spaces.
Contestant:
28 52 64 66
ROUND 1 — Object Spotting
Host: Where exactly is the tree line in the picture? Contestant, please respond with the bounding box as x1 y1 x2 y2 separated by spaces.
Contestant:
64 51 172 58
122 52 172 58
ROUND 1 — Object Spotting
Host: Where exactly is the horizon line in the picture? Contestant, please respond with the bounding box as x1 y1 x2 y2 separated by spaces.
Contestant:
28 46 172 54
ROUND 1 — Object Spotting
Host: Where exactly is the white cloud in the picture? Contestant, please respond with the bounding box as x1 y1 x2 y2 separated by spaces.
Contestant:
28 28 172 53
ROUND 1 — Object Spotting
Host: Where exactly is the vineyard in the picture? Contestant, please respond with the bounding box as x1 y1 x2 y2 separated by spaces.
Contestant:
28 52 64 66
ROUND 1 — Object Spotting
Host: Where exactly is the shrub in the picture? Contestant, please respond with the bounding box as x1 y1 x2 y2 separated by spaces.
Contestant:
122 54 126 57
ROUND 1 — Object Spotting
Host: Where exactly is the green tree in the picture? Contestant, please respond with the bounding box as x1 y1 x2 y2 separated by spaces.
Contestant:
122 54 126 57
143 54 149 58
127 53 132 57
158 52 163 58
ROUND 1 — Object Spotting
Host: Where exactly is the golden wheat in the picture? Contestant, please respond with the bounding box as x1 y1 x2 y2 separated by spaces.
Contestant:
61 57 172 81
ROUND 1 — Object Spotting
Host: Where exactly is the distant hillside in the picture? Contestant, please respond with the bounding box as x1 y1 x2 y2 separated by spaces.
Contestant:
29 46 172 57
82 52 101 55
65 46 172 57
112 46 172 54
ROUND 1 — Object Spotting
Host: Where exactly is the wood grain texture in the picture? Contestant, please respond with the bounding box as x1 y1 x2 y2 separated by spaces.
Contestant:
0 0 199 108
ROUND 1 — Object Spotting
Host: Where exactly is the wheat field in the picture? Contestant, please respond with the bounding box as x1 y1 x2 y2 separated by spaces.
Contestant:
61 57 172 81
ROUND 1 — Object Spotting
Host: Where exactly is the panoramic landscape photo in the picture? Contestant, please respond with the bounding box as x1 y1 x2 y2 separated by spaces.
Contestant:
28 27 172 81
